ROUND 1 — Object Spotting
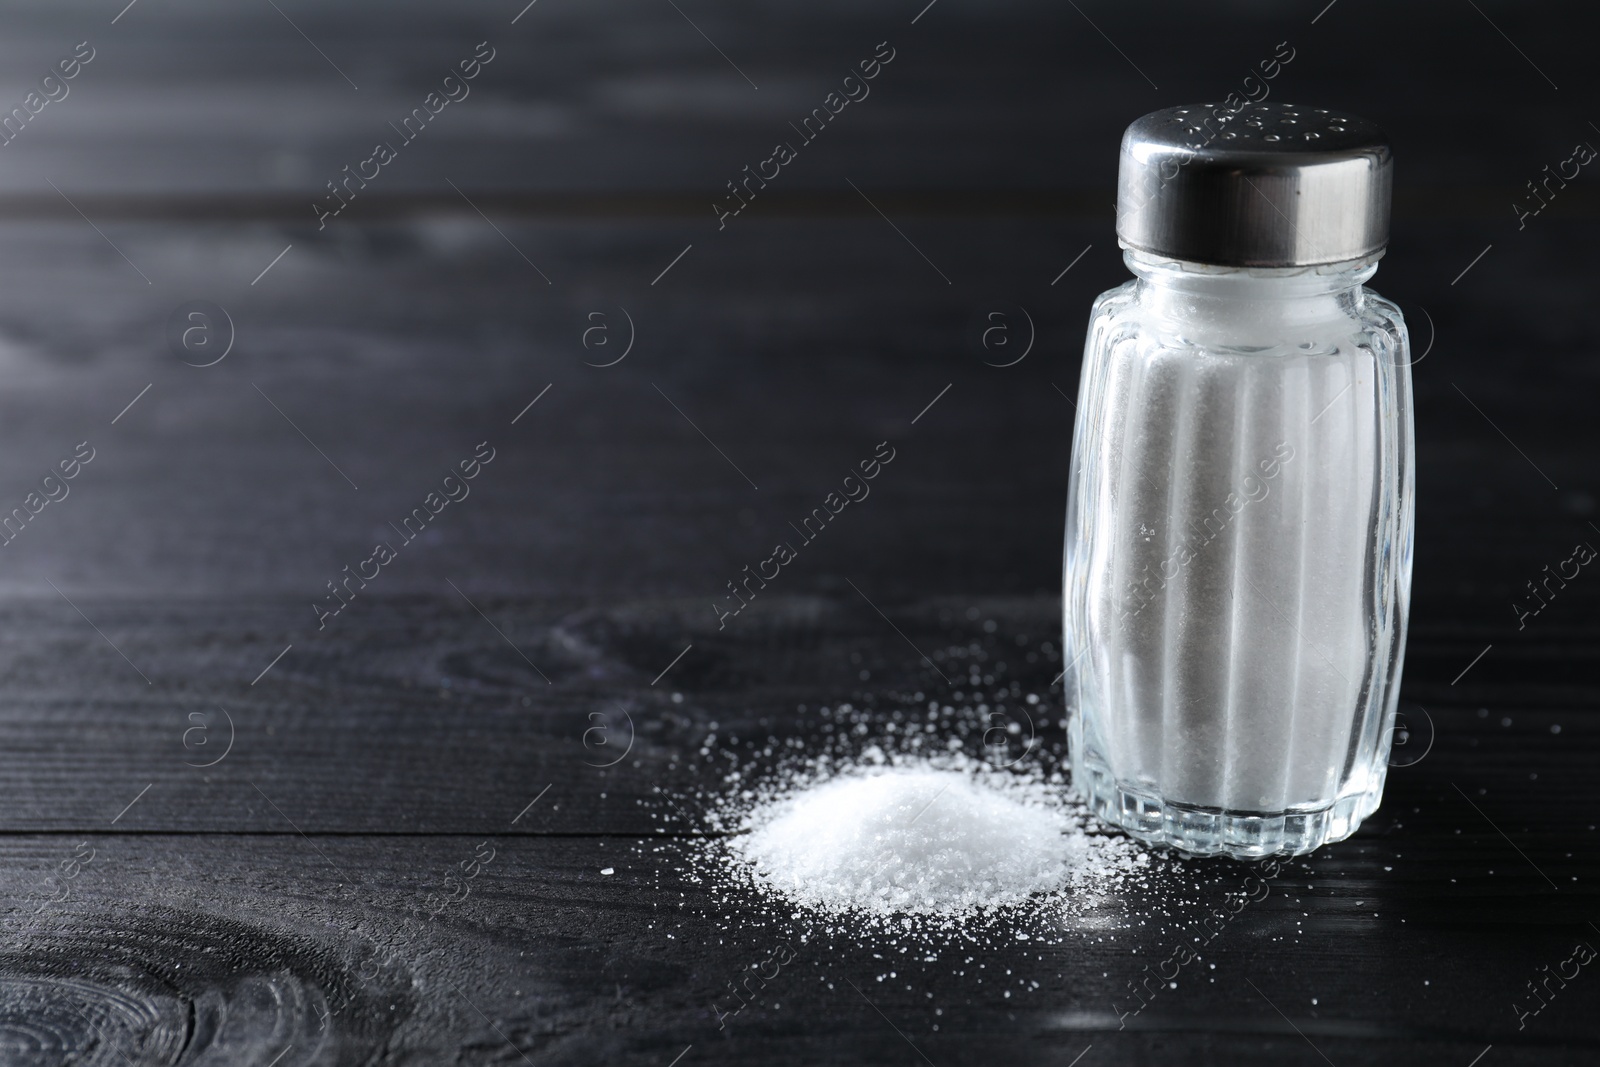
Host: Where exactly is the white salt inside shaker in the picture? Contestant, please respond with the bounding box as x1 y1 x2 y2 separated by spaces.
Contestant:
1064 102 1414 858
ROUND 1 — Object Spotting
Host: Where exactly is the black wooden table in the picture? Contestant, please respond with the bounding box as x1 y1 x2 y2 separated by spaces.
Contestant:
1 1 1598 1063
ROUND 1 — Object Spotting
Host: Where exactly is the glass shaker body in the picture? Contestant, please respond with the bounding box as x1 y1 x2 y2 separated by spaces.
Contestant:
1064 249 1414 858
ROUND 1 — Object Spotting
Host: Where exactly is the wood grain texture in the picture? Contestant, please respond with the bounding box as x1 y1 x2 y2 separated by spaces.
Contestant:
0 830 1595 1066
0 591 1593 838
0 0 1592 197
0 0 1598 1061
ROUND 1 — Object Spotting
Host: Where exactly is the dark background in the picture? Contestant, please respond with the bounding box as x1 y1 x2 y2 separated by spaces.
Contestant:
0 0 1596 1063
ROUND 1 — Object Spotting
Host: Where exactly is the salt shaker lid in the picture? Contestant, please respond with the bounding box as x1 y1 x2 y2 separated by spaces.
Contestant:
1116 102 1392 268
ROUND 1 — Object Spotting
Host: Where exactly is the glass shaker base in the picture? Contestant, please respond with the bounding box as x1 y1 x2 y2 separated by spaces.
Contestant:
1075 754 1382 859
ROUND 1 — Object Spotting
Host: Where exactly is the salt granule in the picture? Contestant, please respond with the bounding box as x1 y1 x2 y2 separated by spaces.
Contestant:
683 680 1159 936
735 765 1092 916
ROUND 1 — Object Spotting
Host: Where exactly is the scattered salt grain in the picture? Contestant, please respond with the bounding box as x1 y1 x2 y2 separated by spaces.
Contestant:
600 867 615 875
737 767 1083 915
671 662 1166 948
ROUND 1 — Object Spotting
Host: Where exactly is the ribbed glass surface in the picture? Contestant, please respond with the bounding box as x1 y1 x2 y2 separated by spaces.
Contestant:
1065 250 1414 858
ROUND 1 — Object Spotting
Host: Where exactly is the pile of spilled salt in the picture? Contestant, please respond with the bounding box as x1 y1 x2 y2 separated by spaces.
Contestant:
734 765 1095 916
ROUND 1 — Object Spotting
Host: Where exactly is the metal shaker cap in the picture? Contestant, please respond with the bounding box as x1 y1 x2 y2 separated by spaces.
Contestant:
1116 102 1392 268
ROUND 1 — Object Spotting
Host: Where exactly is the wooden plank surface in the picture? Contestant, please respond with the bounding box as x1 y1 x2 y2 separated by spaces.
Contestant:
1 831 1596 1065
1 0 1599 1062
0 0 1591 197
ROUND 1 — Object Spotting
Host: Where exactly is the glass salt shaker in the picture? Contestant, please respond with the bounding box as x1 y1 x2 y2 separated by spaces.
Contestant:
1063 103 1414 858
